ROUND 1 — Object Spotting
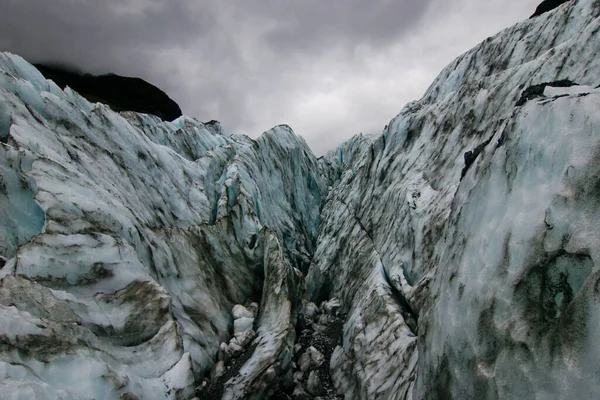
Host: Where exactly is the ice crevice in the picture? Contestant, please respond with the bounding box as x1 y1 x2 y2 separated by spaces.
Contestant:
338 196 419 336
2 0 600 398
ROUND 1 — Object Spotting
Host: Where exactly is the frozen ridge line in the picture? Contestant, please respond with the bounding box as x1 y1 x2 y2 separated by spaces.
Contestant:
1 0 600 399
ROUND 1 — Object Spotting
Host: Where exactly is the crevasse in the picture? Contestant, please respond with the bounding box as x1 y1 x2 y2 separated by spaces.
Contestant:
1 1 600 399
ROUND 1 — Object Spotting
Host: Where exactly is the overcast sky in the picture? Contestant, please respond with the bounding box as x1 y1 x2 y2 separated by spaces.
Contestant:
0 0 540 155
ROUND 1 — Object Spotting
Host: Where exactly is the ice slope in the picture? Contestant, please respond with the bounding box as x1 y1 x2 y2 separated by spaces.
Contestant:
1 0 600 399
0 53 325 399
308 0 600 398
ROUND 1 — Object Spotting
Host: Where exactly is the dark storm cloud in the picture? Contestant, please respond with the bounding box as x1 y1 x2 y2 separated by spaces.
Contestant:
0 0 213 73
0 0 541 154
235 0 433 53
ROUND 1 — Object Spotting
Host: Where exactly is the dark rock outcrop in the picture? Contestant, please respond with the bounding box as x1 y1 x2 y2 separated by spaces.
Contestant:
530 0 571 18
460 137 492 180
33 63 182 121
516 79 578 106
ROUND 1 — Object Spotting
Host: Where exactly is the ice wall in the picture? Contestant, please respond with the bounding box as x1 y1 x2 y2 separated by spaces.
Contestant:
308 0 600 398
0 52 325 399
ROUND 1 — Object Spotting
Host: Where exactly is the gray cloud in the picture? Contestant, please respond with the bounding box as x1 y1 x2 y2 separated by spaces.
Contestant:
251 0 433 53
0 1 211 72
0 0 541 155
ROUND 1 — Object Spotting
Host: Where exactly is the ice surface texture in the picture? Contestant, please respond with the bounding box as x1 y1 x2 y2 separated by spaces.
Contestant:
309 0 600 398
0 51 324 399
1 0 600 399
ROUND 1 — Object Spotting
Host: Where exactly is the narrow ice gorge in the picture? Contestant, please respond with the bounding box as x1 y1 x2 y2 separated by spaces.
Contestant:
1 0 600 399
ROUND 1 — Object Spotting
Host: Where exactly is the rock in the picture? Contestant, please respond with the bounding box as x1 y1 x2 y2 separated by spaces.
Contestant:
298 352 312 373
234 329 256 347
120 393 140 400
219 342 232 363
299 346 324 372
195 380 209 394
263 366 277 383
233 316 254 334
306 371 324 396
301 301 319 320
316 314 336 326
33 63 183 121
211 360 225 381
293 371 304 384
292 387 312 400
247 302 260 316
228 342 244 357
320 298 341 315
232 304 254 319
530 0 570 18
229 336 240 346
243 329 257 346
297 314 313 332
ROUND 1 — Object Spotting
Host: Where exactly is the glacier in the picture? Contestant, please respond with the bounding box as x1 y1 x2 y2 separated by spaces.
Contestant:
1 0 600 399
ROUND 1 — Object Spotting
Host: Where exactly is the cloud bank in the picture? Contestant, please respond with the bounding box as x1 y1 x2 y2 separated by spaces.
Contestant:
0 0 540 154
